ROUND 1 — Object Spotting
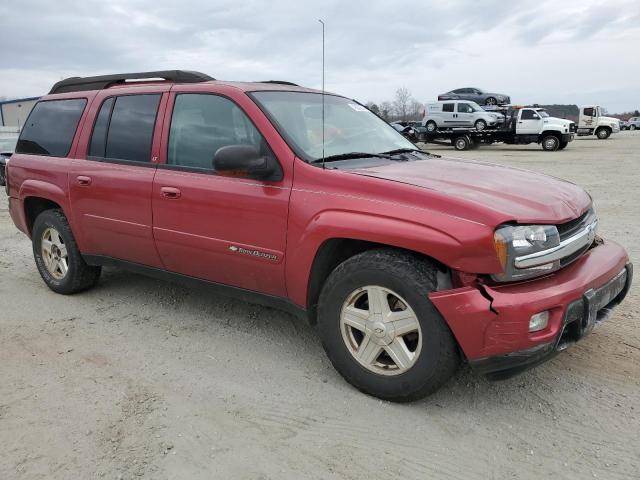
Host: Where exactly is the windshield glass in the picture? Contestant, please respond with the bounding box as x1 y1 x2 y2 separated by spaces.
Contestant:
0 134 19 153
251 91 415 161
535 109 550 118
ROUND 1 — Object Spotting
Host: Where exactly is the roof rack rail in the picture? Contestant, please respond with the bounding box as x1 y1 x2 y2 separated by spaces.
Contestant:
49 70 214 94
256 80 299 86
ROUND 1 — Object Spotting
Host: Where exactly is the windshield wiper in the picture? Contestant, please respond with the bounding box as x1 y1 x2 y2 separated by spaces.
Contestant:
311 152 393 163
379 148 423 155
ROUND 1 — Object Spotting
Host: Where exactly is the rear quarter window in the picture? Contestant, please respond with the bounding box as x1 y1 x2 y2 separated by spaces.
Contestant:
16 99 87 157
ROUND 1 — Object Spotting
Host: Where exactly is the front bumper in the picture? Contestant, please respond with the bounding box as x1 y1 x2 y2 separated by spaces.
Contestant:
429 240 631 379
562 133 574 143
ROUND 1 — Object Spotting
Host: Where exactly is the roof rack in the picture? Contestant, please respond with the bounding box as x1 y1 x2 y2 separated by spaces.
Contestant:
256 80 299 86
49 70 214 94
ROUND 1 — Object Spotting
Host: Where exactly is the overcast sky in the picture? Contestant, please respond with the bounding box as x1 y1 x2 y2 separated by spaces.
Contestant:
2 0 639 113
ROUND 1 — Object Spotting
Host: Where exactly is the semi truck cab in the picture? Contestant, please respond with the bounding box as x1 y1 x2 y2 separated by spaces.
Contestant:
578 105 620 139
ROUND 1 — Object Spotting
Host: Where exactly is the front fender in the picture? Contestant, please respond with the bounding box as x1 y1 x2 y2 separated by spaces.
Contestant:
285 208 499 307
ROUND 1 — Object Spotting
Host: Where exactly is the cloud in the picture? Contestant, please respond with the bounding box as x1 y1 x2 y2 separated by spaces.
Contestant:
1 0 639 112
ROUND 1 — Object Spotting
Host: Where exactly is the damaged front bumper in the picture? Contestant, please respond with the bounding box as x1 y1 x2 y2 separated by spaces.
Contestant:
429 240 632 380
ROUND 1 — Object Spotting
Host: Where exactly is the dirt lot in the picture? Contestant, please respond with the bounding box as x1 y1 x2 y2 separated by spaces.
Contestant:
1 132 638 480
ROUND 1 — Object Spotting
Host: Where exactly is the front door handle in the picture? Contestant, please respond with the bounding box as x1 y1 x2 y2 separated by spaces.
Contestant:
77 175 92 186
160 186 181 199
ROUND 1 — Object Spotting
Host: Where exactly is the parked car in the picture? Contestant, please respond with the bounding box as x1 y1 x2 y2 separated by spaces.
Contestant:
423 101 504 131
628 117 640 130
438 88 511 106
0 126 20 186
619 119 630 130
5 70 632 402
390 121 426 142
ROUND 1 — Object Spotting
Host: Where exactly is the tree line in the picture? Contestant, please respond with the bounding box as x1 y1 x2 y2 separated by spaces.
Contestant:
365 87 424 122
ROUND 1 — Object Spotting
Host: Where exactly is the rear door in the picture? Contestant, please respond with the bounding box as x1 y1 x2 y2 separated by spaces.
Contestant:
69 87 168 267
441 102 456 126
151 90 291 297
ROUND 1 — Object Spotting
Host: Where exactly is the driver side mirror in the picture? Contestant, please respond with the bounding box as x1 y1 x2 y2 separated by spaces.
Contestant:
213 145 282 181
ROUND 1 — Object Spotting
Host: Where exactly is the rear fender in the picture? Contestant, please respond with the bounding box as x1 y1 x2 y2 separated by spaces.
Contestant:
18 179 71 237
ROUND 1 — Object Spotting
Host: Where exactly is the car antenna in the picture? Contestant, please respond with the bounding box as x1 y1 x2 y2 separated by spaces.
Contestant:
319 19 326 170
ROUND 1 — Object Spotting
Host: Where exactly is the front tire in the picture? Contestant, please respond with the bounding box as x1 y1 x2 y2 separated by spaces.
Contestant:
474 119 487 131
541 134 560 151
485 97 497 106
32 209 101 294
596 127 611 139
317 249 459 402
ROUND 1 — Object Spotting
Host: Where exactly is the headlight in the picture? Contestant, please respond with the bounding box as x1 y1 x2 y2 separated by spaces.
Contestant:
493 224 560 281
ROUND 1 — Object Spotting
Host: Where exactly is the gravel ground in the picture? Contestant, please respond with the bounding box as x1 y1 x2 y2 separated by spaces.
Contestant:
1 132 638 480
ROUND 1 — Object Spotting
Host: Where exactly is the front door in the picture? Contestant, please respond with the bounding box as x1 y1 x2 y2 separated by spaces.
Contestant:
456 102 475 127
151 92 291 297
69 89 167 267
517 109 543 135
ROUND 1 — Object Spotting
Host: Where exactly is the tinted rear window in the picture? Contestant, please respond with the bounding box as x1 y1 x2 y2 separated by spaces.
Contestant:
16 99 87 156
88 94 160 163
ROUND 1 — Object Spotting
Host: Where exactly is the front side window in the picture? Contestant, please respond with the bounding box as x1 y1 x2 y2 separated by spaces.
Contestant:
457 103 473 113
168 94 264 170
251 91 415 162
583 107 595 117
521 109 539 120
16 99 87 156
89 94 160 162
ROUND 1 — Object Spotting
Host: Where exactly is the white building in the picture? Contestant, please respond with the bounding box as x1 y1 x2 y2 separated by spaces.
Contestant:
0 97 39 127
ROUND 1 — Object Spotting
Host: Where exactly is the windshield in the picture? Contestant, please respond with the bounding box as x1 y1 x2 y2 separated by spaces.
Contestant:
0 134 19 153
251 91 415 162
535 109 550 118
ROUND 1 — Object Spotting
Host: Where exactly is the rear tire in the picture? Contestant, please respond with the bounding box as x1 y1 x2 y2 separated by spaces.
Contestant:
317 249 459 402
32 209 101 294
426 120 437 132
453 135 471 151
485 97 497 106
596 127 611 139
541 134 560 151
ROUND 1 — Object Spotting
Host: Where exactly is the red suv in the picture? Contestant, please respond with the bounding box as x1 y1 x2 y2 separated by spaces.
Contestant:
6 71 632 401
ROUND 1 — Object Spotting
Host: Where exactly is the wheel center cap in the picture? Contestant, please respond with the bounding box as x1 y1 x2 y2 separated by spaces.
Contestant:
371 321 387 338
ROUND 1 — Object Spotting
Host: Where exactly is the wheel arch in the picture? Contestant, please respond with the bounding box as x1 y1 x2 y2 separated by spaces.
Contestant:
19 180 70 236
304 238 452 324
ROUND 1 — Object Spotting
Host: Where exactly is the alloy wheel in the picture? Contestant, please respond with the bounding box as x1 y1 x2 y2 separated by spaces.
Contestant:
41 227 69 280
340 286 422 376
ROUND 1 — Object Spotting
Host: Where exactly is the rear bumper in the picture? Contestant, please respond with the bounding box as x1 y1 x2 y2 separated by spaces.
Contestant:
429 240 631 379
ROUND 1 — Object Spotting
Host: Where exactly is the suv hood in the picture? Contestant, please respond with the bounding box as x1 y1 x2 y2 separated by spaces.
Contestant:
349 157 591 224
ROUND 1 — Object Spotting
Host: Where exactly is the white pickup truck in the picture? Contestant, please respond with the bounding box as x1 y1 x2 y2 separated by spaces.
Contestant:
577 105 620 139
422 106 575 151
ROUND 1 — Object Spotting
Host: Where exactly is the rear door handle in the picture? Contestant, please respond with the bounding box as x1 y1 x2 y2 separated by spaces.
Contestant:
77 175 92 186
160 186 181 199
